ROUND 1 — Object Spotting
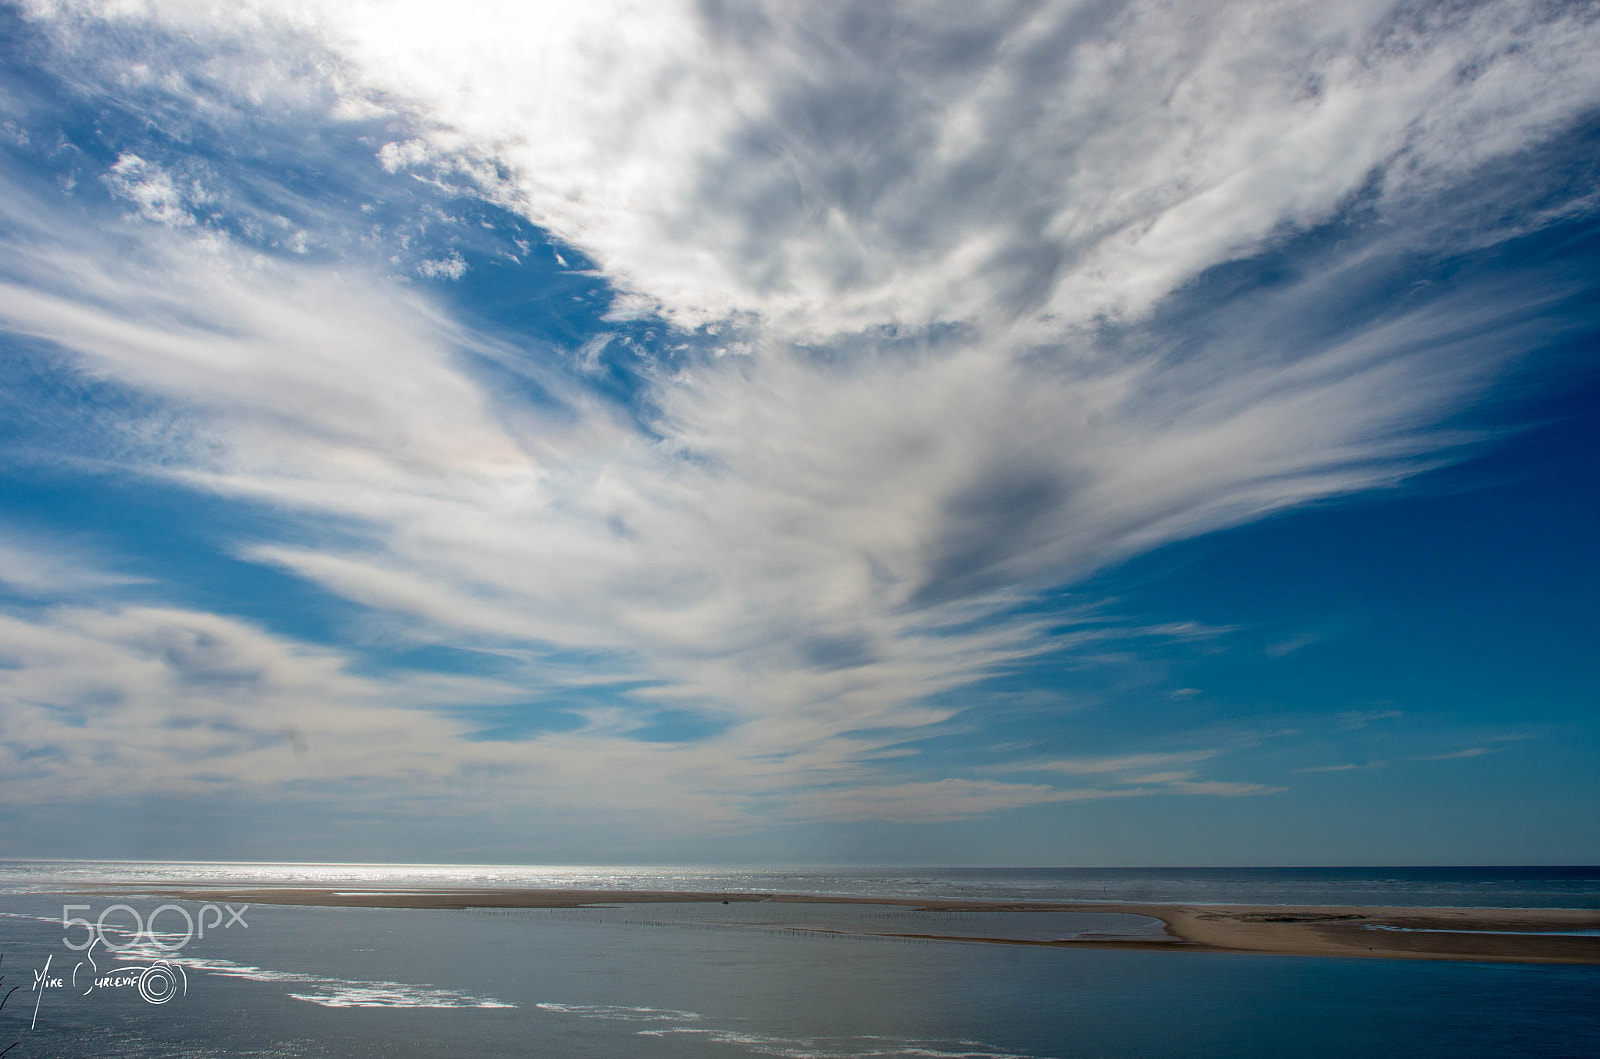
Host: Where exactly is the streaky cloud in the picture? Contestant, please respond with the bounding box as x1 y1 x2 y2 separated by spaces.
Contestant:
0 0 1596 835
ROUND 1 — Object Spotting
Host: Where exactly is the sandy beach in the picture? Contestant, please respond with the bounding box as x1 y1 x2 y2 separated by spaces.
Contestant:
104 886 1600 965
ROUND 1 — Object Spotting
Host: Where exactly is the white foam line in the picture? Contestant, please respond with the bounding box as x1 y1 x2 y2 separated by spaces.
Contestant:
535 1002 703 1022
537 1006 1053 1059
634 1027 1047 1058
111 944 514 1009
288 985 517 1009
0 911 60 923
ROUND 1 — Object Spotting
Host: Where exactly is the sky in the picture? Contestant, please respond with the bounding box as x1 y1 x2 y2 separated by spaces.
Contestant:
0 0 1596 866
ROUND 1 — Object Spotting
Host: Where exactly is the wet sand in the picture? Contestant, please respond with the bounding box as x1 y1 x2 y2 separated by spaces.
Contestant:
111 886 1600 964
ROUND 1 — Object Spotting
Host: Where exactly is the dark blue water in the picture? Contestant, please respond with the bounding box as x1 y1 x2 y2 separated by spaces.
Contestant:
2 887 1597 1058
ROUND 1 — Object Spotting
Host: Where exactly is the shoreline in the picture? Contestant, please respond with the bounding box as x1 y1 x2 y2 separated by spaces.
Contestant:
73 885 1600 965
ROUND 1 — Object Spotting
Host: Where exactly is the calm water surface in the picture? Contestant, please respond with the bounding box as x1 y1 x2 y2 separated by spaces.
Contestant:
1 865 1596 1058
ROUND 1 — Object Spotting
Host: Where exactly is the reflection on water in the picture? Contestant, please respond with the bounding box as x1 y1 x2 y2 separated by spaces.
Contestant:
2 861 1597 908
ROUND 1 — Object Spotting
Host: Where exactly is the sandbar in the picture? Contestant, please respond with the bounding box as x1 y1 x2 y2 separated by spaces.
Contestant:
92 886 1600 964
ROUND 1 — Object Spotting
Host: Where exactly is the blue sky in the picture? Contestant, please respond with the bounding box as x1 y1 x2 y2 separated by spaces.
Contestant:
0 0 1596 865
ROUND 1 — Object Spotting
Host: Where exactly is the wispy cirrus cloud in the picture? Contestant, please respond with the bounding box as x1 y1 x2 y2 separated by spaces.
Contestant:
792 779 1148 825
0 531 148 596
1298 746 1504 773
0 0 1595 838
108 0 1591 340
992 751 1223 776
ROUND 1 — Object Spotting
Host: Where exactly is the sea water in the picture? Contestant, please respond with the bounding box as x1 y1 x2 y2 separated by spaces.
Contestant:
1 864 1597 1058
3 861 1598 907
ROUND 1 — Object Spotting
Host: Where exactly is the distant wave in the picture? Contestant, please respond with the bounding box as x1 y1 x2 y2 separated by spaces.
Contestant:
538 1001 1051 1058
114 942 514 1009
286 984 517 1009
638 1028 1050 1059
0 909 61 923
536 1002 703 1022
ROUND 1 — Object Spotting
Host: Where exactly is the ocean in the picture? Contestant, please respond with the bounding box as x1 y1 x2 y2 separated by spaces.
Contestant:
1 863 1596 1058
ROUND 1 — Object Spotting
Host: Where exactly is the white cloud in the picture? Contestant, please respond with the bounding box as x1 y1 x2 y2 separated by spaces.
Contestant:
1409 746 1495 762
0 0 1594 828
791 779 1143 825
0 601 476 803
105 152 204 227
415 252 466 280
0 531 148 596
1295 745 1501 773
40 0 1600 339
793 768 1282 823
994 750 1223 776
1337 709 1404 730
1266 633 1324 659
1296 762 1379 774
